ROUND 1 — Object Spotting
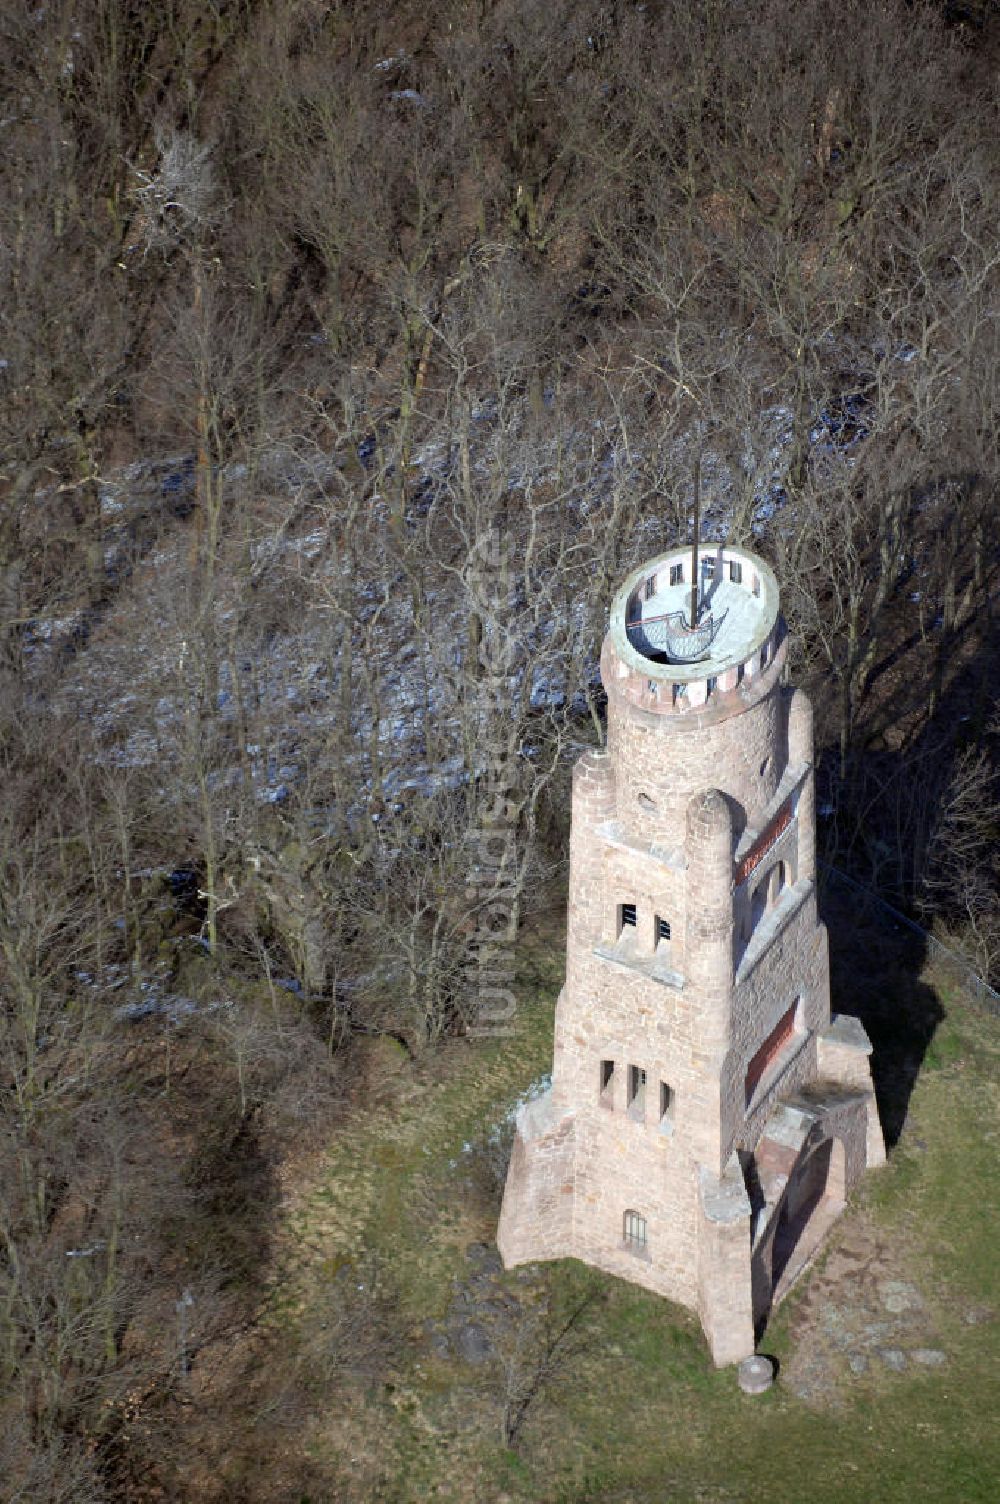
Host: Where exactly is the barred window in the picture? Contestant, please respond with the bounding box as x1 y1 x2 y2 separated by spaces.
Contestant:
623 1209 647 1252
620 902 637 930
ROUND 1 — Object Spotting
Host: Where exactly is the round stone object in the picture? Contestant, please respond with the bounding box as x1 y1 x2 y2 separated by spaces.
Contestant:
738 1355 775 1394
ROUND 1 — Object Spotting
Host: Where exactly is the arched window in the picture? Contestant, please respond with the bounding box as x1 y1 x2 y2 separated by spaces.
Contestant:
623 1209 647 1253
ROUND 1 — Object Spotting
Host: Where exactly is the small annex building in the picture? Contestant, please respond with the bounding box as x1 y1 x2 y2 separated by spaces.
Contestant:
497 544 885 1364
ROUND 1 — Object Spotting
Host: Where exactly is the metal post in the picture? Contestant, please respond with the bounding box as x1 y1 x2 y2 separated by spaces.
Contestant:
690 454 701 629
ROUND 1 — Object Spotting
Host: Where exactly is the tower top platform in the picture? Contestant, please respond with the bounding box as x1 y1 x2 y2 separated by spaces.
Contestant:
610 545 780 685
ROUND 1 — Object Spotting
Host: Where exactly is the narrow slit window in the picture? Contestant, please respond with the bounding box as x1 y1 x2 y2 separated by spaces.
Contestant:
729 560 743 584
659 1082 673 1124
644 575 656 600
706 676 717 696
627 1064 646 1119
623 1209 647 1253
600 1058 615 1106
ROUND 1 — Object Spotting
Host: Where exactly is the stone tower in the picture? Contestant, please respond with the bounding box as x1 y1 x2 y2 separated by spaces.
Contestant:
497 544 885 1364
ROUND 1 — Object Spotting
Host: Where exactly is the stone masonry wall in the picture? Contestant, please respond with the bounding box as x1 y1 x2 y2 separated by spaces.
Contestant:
603 635 789 853
729 897 832 1165
496 1091 576 1267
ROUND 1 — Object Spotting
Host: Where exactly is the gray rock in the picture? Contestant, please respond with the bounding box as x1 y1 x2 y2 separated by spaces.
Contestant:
453 1320 494 1365
737 1355 775 1394
423 1321 450 1358
911 1348 947 1366
880 1280 922 1314
465 1242 504 1276
877 1347 907 1372
847 1352 868 1374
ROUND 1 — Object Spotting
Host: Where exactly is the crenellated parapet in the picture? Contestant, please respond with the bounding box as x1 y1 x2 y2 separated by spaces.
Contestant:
606 545 784 720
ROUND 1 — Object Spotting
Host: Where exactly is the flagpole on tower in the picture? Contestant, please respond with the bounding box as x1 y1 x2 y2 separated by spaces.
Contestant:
689 453 701 630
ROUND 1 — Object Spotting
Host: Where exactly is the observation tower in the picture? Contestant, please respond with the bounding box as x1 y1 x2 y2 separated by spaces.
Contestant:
498 542 884 1364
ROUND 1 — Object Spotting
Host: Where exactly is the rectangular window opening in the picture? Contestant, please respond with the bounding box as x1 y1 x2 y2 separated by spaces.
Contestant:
600 1058 615 1106
627 1064 647 1119
623 1208 647 1253
644 575 656 600
669 563 683 586
619 902 637 932
703 557 715 578
729 560 743 584
659 1081 673 1124
656 916 671 944
706 676 717 696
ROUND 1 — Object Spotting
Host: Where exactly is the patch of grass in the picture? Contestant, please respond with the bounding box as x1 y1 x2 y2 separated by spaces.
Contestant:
266 932 999 1503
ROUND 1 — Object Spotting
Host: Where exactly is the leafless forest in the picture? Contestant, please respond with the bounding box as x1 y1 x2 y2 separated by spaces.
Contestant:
1 2 998 1497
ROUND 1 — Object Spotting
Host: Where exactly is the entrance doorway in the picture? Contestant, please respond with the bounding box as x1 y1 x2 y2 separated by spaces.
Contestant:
770 1137 845 1299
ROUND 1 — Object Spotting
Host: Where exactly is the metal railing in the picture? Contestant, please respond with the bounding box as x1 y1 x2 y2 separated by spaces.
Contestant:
735 799 793 887
626 607 720 663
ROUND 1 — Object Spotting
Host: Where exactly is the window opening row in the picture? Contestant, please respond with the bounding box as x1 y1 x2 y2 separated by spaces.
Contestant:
617 903 670 943
645 559 748 592
600 1060 674 1126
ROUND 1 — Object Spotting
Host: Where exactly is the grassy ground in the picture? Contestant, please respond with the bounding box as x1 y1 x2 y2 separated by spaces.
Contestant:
252 919 999 1504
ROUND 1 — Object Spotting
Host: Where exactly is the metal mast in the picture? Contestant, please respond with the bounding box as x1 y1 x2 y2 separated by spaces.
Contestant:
689 453 701 630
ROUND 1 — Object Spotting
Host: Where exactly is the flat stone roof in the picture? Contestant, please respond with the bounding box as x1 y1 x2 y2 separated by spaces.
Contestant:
609 545 780 682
